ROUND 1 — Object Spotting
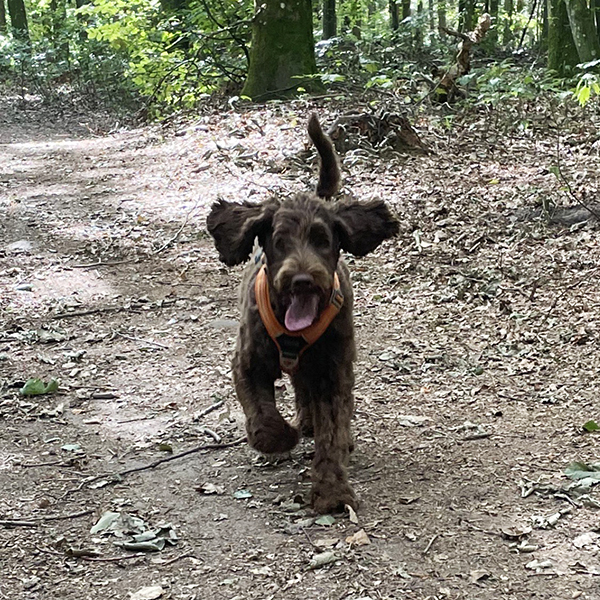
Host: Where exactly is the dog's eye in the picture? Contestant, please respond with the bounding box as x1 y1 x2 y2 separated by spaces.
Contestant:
309 227 331 249
273 237 287 253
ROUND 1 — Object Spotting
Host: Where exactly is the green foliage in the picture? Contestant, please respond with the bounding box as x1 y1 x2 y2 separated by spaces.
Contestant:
465 60 566 106
0 0 251 116
572 59 600 107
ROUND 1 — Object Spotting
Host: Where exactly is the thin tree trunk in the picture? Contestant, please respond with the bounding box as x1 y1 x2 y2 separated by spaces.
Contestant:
503 0 514 44
438 0 447 34
402 0 411 19
323 0 336 39
547 0 580 73
390 0 399 29
592 0 600 45
489 0 499 45
428 0 435 30
565 0 600 61
541 0 549 49
0 0 6 34
459 0 474 31
242 0 321 99
7 0 29 42
416 0 424 45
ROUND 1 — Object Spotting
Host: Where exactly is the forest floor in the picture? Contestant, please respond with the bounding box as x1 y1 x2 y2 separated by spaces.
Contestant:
2 92 600 600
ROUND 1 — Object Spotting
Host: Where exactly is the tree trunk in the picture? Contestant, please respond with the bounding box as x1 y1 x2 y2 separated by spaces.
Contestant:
503 0 514 44
7 0 29 42
0 0 7 34
415 0 424 45
459 0 475 31
323 0 336 39
428 0 435 30
489 0 499 45
565 0 600 61
547 0 580 73
402 0 411 19
592 0 600 44
390 0 399 29
242 0 322 99
541 0 549 49
438 0 447 34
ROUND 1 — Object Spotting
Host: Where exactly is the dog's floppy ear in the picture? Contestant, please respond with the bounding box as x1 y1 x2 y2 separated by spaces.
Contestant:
207 199 276 266
333 199 399 256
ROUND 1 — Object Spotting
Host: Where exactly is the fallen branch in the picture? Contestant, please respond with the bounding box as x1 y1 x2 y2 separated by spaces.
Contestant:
63 436 247 498
194 399 225 420
117 436 246 478
554 135 600 221
153 198 200 255
111 329 170 350
435 14 491 102
0 509 95 528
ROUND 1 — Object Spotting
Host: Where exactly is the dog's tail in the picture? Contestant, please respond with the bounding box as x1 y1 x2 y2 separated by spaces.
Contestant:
308 113 340 199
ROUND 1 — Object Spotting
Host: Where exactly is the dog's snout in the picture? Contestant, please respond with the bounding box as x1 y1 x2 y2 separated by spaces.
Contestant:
291 273 315 292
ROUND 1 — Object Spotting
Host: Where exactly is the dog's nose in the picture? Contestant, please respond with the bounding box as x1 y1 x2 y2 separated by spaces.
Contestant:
291 273 315 293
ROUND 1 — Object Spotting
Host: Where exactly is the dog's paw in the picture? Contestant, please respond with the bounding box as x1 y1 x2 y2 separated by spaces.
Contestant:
247 413 299 454
311 482 358 514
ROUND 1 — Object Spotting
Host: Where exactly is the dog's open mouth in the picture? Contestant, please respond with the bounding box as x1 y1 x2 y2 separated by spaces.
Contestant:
284 293 320 331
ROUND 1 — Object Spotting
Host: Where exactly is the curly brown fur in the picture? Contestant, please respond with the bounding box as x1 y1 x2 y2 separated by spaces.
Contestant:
207 116 398 513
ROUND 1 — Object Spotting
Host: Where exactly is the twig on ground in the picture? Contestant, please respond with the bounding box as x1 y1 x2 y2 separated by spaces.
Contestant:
63 436 247 498
555 135 600 221
194 399 225 420
159 552 197 566
0 509 95 528
545 267 600 316
111 329 170 350
199 427 222 443
116 436 246 478
153 199 201 255
71 259 136 269
423 534 438 554
78 553 145 563
53 306 130 319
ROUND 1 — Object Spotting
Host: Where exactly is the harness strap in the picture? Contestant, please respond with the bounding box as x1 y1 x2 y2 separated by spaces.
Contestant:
254 264 344 373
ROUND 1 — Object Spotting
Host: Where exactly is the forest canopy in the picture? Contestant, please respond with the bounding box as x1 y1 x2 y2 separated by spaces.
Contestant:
1 0 599 116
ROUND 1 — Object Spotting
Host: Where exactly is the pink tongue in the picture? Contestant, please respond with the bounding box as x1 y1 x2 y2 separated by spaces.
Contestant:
285 294 319 331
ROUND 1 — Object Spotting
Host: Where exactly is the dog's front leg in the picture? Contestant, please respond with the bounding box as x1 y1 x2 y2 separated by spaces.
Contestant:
296 363 358 513
233 351 299 455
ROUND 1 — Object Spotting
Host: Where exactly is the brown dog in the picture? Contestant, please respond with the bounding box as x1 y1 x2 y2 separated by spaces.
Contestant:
207 115 398 513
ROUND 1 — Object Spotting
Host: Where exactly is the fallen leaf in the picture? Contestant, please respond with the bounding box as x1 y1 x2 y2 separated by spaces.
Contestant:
130 585 164 600
346 529 370 547
308 551 337 569
233 489 253 499
199 483 225 495
315 515 336 526
346 504 359 524
20 378 59 396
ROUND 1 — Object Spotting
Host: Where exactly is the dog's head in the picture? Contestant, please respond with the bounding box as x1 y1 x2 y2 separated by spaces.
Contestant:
207 195 398 328
206 115 399 330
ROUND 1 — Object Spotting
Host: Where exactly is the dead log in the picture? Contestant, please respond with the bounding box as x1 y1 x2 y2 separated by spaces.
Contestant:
435 13 491 103
326 111 429 154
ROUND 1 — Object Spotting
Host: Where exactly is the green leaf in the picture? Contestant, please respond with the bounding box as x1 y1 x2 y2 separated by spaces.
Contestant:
233 489 253 499
20 378 59 396
565 461 600 480
315 515 336 526
583 420 599 432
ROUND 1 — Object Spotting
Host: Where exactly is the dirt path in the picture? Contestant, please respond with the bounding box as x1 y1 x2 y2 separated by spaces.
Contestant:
1 100 600 600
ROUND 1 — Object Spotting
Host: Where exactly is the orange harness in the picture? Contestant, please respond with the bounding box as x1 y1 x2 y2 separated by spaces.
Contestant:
254 264 344 373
